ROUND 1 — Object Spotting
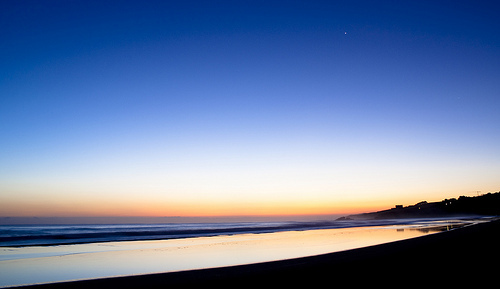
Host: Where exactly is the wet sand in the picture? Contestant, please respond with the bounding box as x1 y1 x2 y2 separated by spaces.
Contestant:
17 218 499 288
1 224 442 287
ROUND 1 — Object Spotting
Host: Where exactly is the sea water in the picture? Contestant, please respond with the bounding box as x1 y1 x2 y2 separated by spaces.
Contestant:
0 217 488 287
0 217 475 247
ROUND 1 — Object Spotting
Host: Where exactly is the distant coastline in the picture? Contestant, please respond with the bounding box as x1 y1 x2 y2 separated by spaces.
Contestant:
342 191 500 220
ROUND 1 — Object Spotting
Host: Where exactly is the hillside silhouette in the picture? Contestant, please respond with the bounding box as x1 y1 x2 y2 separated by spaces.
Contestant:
346 191 500 220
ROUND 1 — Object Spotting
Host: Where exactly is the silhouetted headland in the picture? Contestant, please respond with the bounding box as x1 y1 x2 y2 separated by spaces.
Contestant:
342 191 500 220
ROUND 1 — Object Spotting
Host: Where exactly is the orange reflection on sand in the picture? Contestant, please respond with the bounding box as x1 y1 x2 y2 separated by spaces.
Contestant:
0 225 433 287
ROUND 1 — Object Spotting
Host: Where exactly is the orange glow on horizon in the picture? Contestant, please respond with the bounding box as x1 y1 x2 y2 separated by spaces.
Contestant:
0 195 389 219
2 185 462 219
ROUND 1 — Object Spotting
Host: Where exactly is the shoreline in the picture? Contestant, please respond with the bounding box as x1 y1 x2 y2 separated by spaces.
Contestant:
15 218 499 288
1 216 485 248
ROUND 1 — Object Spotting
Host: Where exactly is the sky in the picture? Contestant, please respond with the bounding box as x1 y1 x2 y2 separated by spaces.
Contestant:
1 0 499 221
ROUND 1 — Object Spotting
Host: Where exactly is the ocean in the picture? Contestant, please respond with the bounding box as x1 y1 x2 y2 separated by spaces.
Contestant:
0 217 478 247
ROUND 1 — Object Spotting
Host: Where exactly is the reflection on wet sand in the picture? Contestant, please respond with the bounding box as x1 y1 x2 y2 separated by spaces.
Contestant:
391 219 477 234
0 219 485 288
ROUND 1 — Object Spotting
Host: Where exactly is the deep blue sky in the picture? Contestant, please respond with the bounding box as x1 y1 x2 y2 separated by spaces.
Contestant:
1 0 499 217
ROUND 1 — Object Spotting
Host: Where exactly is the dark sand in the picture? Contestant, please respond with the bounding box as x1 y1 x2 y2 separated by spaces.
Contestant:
18 219 499 288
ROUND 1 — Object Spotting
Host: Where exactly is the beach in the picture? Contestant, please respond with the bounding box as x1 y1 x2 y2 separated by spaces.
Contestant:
6 218 498 288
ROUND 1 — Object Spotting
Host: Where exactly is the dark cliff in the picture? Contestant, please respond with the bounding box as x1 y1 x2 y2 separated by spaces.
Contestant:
347 191 500 220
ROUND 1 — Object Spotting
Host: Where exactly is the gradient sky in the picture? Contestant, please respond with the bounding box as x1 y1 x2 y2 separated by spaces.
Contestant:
1 0 499 219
